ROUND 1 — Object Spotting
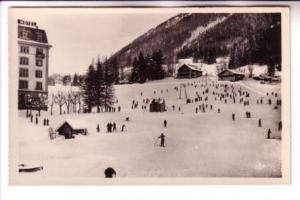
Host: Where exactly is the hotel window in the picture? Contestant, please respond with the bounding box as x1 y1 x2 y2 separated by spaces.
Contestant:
19 80 28 89
21 30 29 40
37 32 43 43
20 46 29 53
35 70 43 78
20 57 29 65
19 68 29 77
35 82 43 90
36 59 43 66
36 48 43 54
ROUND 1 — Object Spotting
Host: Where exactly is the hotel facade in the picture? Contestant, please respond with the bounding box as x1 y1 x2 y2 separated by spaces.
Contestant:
18 20 52 110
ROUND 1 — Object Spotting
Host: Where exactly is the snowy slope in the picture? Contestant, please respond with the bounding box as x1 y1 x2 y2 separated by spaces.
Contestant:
178 15 230 51
16 77 282 180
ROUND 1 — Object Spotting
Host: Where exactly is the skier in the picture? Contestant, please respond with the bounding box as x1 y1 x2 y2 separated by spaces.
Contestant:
232 113 235 121
121 124 126 132
96 124 100 133
113 122 117 132
258 119 262 127
158 133 166 147
278 121 282 131
267 128 272 139
163 120 167 128
268 99 272 105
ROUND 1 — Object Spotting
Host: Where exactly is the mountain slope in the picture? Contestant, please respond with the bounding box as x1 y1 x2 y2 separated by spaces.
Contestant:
108 13 281 70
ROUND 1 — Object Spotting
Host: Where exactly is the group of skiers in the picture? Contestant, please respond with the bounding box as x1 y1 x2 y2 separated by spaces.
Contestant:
28 113 50 126
96 123 126 133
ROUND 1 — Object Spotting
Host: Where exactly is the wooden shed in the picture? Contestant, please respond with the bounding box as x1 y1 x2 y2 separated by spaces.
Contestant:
177 64 202 79
56 119 88 139
218 69 245 81
150 99 166 112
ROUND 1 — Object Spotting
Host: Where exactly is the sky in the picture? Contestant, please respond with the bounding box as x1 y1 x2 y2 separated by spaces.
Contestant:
13 8 176 75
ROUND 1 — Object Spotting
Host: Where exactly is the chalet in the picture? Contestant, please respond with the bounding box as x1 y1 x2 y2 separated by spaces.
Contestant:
218 69 245 81
56 119 88 139
150 98 166 112
177 64 202 79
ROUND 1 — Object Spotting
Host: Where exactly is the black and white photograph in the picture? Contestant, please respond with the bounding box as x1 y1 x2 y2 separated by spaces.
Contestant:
8 7 290 185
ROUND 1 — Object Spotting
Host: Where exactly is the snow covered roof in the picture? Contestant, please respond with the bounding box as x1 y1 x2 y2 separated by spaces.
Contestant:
151 98 165 104
218 69 245 76
57 119 88 130
179 63 202 72
18 25 49 44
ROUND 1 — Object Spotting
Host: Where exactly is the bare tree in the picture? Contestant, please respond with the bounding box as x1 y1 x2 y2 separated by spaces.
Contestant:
54 92 66 115
65 92 73 114
48 94 55 115
71 92 80 113
78 92 82 113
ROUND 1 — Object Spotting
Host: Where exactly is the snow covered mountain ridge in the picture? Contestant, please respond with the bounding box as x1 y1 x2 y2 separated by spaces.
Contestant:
108 13 281 70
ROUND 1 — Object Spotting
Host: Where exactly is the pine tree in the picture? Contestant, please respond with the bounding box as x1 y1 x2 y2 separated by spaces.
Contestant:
112 57 119 84
152 49 164 80
95 57 105 112
102 60 115 111
130 57 139 83
137 52 147 83
72 73 79 86
81 63 97 113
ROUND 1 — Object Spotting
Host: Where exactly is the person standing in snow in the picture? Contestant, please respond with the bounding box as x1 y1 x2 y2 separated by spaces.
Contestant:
96 124 100 133
113 122 117 132
121 124 126 132
163 120 167 128
258 119 262 127
158 133 166 147
267 128 272 139
278 121 282 131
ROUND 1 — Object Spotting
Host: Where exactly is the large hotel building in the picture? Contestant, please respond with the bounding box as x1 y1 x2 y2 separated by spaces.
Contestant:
18 20 52 110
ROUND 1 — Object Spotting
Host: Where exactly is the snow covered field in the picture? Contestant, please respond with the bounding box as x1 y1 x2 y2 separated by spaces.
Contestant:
17 77 282 179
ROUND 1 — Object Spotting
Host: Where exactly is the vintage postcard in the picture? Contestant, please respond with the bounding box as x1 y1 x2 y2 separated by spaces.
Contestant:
8 7 290 185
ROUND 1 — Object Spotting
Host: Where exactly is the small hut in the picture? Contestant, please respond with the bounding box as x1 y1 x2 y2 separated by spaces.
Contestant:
177 64 202 79
56 119 88 139
150 99 166 112
218 69 245 81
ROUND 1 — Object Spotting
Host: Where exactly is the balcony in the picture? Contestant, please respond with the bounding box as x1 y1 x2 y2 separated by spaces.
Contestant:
35 52 45 59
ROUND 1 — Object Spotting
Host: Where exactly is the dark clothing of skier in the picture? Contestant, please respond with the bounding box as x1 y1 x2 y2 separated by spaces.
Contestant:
113 122 117 132
158 133 165 147
121 124 126 132
96 124 100 133
267 128 272 139
163 120 167 128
